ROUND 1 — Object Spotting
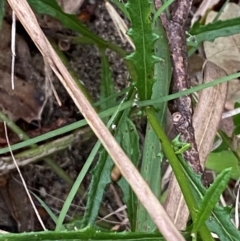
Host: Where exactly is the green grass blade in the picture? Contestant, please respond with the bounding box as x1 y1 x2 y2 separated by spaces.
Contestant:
81 120 137 228
110 0 130 20
31 192 63 229
55 140 101 231
126 0 160 101
0 0 5 28
138 71 240 107
213 0 230 22
81 150 113 227
153 0 175 23
189 17 240 46
55 95 129 231
179 157 240 240
117 117 140 231
79 90 135 227
100 50 115 111
192 168 232 233
135 10 172 232
27 0 125 57
1 71 240 155
136 128 162 232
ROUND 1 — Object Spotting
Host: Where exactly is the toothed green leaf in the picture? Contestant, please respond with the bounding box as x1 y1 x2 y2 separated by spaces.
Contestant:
126 0 160 101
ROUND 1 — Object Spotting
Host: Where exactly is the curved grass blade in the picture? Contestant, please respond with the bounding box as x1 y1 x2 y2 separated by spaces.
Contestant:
188 18 240 47
27 0 125 57
179 156 240 241
55 91 131 230
81 89 135 227
153 0 175 23
192 168 232 233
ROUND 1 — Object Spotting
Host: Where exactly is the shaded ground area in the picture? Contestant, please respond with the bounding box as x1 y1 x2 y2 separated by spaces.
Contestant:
0 0 130 231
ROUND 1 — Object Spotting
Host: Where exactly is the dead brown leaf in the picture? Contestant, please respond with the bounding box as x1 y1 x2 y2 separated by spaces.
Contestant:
0 174 34 231
0 20 46 122
204 3 240 107
191 0 221 25
193 61 227 167
57 0 84 14
0 70 46 123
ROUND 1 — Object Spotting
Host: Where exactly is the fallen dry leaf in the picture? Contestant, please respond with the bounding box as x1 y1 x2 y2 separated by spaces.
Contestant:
0 70 46 123
57 0 84 14
0 189 17 232
191 0 220 25
0 174 34 231
204 3 240 106
193 61 227 167
0 20 46 122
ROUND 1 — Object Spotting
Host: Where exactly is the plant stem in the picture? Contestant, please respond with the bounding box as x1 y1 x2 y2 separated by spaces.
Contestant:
145 106 214 241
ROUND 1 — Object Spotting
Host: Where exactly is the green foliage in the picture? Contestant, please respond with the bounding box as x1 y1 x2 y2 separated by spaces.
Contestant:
179 157 240 240
126 0 160 101
0 0 5 27
193 168 231 233
135 3 171 231
233 102 240 135
81 150 113 227
2 0 240 240
188 17 240 47
205 102 240 179
80 86 138 228
206 206 239 241
100 51 116 111
111 0 130 20
206 151 240 179
153 0 175 23
0 227 167 241
118 117 140 231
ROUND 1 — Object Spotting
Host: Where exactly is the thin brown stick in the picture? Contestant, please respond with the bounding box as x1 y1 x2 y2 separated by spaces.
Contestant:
7 1 184 240
164 0 202 174
154 0 203 229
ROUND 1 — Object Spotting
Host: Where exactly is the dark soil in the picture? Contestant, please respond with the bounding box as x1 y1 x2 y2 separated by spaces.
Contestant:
0 0 130 232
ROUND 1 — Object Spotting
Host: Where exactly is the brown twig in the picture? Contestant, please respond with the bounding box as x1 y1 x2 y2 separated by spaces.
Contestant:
153 0 205 229
160 0 202 174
